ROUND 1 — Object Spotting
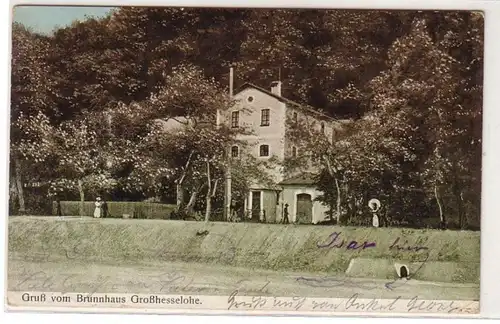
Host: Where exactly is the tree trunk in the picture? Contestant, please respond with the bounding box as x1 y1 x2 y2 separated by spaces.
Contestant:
347 199 355 223
176 151 194 210
334 177 341 225
205 161 212 223
454 188 464 229
10 175 19 213
452 170 465 229
344 182 352 224
223 161 232 222
184 188 199 216
459 192 465 229
323 155 342 225
205 193 212 223
176 183 185 210
433 110 446 229
77 179 85 217
434 184 445 228
14 158 26 214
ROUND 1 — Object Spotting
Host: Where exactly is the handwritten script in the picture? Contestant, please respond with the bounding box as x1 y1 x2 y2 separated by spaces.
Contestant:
12 269 272 297
389 237 429 252
317 232 376 250
295 276 378 290
227 290 476 314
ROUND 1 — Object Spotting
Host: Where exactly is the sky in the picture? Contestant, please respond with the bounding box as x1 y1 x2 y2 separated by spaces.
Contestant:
12 6 115 34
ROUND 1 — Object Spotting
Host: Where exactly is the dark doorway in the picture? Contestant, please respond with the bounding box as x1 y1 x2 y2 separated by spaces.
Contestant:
251 191 261 222
400 266 409 278
296 193 313 224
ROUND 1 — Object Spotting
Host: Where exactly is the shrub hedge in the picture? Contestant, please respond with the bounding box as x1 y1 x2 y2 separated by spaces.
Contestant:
52 201 176 219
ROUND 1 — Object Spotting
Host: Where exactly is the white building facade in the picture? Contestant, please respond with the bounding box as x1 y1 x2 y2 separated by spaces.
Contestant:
218 79 343 224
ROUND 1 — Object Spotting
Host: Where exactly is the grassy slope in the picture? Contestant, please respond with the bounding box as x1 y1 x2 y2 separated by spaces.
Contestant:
8 217 480 283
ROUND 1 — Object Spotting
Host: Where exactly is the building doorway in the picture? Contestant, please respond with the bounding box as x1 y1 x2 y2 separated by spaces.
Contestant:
296 193 313 224
251 191 261 222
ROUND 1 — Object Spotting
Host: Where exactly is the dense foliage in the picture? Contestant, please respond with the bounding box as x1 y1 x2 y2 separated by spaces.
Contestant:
10 9 482 229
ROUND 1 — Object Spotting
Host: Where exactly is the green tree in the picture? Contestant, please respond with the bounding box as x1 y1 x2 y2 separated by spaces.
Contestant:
367 15 482 228
10 23 55 214
285 13 482 228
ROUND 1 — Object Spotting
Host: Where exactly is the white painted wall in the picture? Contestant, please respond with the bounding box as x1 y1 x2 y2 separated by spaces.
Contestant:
281 186 330 224
220 87 287 186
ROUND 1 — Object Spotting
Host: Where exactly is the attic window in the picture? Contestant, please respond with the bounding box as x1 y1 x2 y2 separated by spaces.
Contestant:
293 112 298 123
321 122 325 133
247 96 254 103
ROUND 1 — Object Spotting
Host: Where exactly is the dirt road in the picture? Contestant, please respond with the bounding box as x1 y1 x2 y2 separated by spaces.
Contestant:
8 257 479 301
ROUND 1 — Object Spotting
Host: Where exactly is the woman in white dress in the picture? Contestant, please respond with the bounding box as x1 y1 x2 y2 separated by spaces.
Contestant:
368 199 380 228
94 197 102 218
372 213 379 228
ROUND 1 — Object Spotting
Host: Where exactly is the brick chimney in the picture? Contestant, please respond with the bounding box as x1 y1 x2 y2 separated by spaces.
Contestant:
270 81 282 96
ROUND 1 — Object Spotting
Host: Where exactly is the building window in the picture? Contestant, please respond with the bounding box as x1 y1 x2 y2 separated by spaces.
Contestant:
321 122 325 133
261 109 270 126
231 111 239 128
247 96 254 103
292 146 297 157
231 145 239 158
293 112 298 123
259 144 269 157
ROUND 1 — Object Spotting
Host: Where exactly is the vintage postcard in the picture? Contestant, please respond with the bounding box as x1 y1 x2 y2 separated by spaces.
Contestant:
6 4 482 316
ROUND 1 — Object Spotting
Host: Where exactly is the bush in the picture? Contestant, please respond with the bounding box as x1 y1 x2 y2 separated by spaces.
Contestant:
52 201 176 219
10 187 53 216
169 209 203 221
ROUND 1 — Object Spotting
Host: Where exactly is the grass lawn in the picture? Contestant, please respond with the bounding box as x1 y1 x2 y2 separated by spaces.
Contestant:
8 216 480 285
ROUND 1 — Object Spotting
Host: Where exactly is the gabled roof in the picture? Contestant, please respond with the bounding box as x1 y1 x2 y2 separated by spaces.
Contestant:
155 117 190 132
279 172 318 186
235 83 337 122
155 116 214 133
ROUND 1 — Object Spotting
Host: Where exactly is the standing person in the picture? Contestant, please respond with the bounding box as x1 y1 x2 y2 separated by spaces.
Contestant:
368 199 380 228
94 197 102 218
372 212 379 228
56 197 62 218
102 198 109 218
282 203 290 224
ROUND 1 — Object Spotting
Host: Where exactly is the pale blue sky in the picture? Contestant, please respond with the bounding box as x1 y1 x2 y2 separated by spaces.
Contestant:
12 6 115 34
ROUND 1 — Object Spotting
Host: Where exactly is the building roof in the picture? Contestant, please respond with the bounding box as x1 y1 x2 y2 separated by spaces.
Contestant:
155 116 214 133
279 173 318 186
235 83 338 122
155 117 190 132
